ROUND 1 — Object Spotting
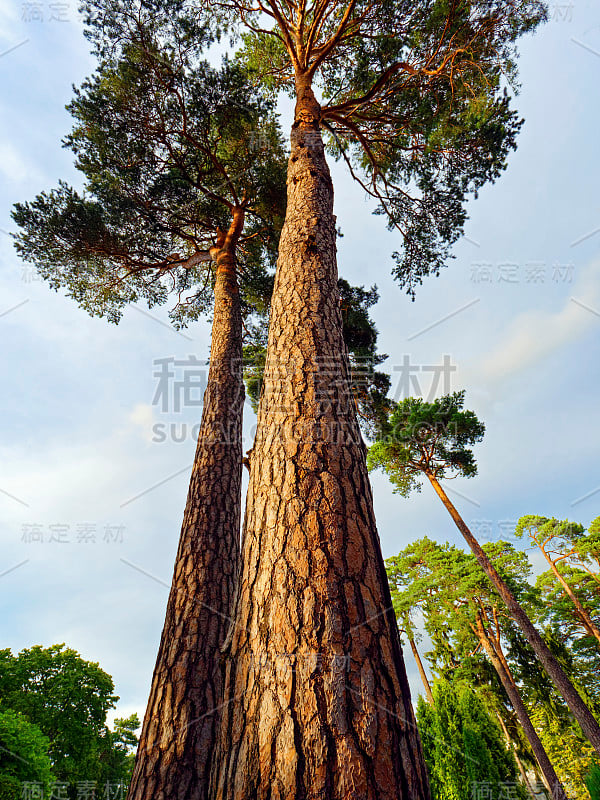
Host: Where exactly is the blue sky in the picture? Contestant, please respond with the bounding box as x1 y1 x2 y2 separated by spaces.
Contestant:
1 0 599 724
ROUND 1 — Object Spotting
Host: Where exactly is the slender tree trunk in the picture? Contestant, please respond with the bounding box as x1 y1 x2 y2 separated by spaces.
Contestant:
127 211 245 800
427 472 600 756
541 549 600 647
211 76 430 800
491 644 552 795
406 634 434 706
473 619 565 799
494 711 537 800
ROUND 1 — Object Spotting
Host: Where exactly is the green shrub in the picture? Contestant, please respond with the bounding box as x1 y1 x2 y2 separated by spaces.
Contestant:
586 763 600 800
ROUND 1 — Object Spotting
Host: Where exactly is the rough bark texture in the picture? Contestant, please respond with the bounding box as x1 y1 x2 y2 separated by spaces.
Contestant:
211 80 430 800
127 214 245 800
474 617 565 799
427 472 600 756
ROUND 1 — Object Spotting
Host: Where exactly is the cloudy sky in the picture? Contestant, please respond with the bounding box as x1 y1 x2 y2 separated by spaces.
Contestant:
1 0 599 725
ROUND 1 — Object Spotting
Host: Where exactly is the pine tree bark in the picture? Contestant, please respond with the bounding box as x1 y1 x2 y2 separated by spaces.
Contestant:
427 472 600 756
127 211 245 800
211 77 430 800
473 615 565 800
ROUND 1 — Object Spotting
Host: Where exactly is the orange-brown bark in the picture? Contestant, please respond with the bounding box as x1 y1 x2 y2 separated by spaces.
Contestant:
211 80 429 800
127 212 245 800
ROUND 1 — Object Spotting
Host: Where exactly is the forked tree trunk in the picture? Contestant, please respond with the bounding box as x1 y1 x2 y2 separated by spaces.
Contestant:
427 472 600 756
541 549 600 647
473 617 565 800
127 212 245 800
211 77 430 800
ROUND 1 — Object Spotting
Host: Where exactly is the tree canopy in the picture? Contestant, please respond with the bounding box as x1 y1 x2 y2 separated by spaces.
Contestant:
367 390 485 494
12 6 287 328
142 0 551 295
0 644 138 789
417 679 526 800
0 707 54 798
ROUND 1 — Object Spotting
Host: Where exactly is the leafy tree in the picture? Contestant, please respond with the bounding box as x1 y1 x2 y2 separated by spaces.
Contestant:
536 565 600 667
130 0 554 791
587 763 600 800
97 714 141 787
416 679 527 800
12 36 285 327
196 0 549 295
12 8 287 797
369 392 600 756
515 515 600 647
386 537 567 798
0 707 54 797
0 645 135 790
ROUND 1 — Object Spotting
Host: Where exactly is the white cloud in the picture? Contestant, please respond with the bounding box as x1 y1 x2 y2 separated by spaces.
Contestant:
479 260 600 380
129 403 156 442
0 140 43 186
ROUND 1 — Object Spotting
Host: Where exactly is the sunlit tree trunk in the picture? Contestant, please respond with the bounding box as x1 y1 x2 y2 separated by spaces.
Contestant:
406 633 434 707
473 615 565 799
540 548 600 647
211 78 430 800
427 471 600 756
127 212 245 800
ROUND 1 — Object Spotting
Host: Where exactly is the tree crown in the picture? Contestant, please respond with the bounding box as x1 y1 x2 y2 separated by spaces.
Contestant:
147 0 551 296
367 390 485 495
12 7 287 328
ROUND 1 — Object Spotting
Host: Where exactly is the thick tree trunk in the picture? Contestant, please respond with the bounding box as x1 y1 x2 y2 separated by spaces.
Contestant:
211 77 430 800
127 212 245 800
406 634 434 706
542 550 600 647
427 472 600 756
473 618 565 799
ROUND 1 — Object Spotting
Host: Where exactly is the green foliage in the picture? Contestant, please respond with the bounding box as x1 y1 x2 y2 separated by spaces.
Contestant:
516 513 600 579
536 564 600 659
584 517 600 566
586 763 600 800
0 645 138 789
210 0 547 295
12 6 286 329
367 391 485 495
387 537 600 798
416 680 526 800
0 708 53 796
514 513 600 662
386 537 532 651
515 514 585 554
